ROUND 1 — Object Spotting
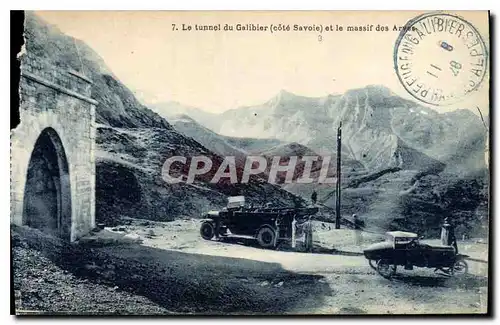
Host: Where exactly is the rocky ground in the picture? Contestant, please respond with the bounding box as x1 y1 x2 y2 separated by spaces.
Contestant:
12 220 489 315
12 242 172 315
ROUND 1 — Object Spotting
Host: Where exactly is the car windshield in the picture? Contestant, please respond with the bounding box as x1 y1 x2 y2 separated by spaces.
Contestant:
386 231 418 243
394 237 417 244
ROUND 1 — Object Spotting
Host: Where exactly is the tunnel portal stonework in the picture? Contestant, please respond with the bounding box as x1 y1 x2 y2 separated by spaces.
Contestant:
11 53 97 242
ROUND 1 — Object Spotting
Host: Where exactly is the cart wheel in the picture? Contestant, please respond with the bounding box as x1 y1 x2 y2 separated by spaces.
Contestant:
369 259 377 270
200 221 215 240
451 259 468 276
256 226 276 248
376 259 397 279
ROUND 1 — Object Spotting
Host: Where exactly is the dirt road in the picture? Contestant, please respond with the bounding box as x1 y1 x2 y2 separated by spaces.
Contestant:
13 219 489 315
127 219 489 314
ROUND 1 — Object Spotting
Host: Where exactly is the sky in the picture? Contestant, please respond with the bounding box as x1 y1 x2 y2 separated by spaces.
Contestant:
36 10 489 115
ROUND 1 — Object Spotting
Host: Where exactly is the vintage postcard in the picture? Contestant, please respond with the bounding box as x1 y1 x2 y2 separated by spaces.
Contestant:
11 10 490 315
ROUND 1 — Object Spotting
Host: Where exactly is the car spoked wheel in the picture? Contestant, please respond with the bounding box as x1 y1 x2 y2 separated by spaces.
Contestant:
200 221 215 240
256 226 276 248
376 259 397 279
451 259 468 276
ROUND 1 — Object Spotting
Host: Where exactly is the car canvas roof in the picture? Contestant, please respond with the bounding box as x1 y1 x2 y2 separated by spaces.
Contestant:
386 231 418 238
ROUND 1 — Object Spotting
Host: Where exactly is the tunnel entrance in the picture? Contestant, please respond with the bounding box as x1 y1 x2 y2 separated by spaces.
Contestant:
23 128 72 240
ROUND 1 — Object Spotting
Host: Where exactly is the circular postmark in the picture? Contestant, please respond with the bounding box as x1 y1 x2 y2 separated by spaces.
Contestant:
394 12 488 106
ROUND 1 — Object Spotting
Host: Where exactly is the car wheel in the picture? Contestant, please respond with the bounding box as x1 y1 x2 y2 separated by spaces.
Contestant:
451 259 468 276
256 225 276 248
200 221 215 240
377 259 397 279
369 259 377 270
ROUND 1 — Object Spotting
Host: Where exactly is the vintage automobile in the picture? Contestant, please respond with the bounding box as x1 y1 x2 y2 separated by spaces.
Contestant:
200 196 318 248
363 231 469 279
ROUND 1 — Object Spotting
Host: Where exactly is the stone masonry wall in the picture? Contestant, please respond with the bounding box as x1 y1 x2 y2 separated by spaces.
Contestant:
11 52 97 241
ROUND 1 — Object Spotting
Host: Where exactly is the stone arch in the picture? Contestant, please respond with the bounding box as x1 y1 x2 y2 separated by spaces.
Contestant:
23 127 72 240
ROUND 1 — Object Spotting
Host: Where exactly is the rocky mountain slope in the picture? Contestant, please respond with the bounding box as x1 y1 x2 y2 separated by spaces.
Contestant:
95 125 304 224
169 114 248 164
24 12 305 225
160 89 488 237
151 101 220 132
163 87 486 174
169 115 366 185
222 136 284 154
167 113 287 156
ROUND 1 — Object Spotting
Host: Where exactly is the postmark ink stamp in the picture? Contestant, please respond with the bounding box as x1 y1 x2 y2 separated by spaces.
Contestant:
394 12 488 106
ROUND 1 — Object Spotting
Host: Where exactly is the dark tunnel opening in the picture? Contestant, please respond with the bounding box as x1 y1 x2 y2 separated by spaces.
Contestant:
23 128 71 240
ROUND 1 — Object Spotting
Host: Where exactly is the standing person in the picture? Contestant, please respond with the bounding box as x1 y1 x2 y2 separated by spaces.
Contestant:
441 217 451 246
304 218 314 252
441 217 458 252
448 218 458 253
311 190 318 205
353 214 363 247
214 216 221 240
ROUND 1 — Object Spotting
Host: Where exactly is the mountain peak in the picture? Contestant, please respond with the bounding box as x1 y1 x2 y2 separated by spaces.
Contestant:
275 89 298 100
264 89 298 107
169 114 196 123
365 84 393 93
344 85 393 98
